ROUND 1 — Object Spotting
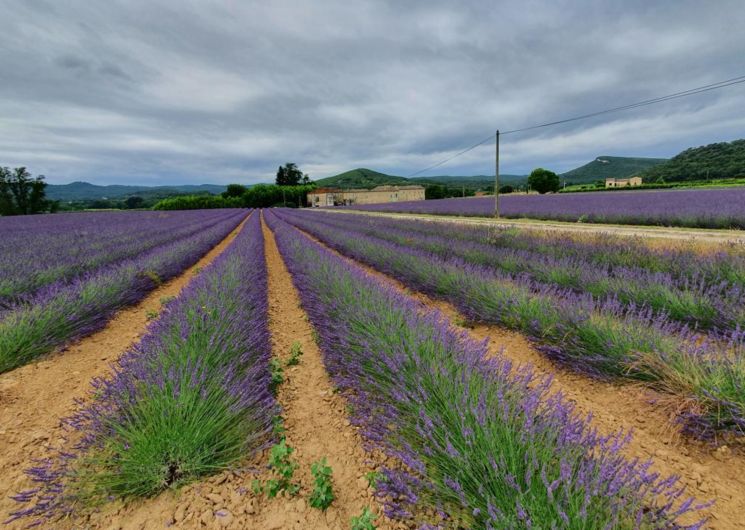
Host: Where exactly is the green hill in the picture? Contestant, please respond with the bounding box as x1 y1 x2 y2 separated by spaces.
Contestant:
561 156 667 184
412 174 526 189
314 168 409 189
46 181 226 201
315 168 525 190
641 139 745 182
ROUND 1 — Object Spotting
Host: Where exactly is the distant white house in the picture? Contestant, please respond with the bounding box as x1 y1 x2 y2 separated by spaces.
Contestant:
605 176 642 188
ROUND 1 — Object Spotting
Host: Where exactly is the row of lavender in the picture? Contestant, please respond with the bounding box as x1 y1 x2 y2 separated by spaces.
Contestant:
345 187 745 229
266 210 705 529
0 210 247 373
10 213 276 526
291 210 745 332
276 209 745 439
0 209 243 305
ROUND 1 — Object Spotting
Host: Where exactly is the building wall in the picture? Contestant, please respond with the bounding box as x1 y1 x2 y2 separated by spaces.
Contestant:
605 177 643 188
308 186 425 206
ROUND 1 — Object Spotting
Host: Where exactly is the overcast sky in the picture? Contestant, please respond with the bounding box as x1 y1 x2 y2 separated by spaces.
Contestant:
1 0 744 185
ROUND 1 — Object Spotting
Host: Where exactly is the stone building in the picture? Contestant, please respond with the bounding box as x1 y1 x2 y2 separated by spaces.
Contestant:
605 176 643 188
308 185 425 207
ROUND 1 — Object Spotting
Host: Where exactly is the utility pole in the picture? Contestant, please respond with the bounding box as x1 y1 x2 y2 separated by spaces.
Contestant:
282 188 286 207
494 130 500 218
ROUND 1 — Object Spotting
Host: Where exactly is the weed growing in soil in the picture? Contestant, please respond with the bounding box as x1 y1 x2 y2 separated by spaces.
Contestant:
308 457 334 510
159 295 175 305
141 270 162 285
264 440 299 498
272 415 286 437
364 471 381 489
270 358 284 394
351 507 377 530
286 341 303 366
145 309 159 320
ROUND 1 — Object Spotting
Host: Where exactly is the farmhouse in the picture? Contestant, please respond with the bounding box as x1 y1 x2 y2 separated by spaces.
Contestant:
308 185 425 207
605 176 643 188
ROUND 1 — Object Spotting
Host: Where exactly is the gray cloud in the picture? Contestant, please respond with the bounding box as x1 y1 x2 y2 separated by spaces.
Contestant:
1 0 744 185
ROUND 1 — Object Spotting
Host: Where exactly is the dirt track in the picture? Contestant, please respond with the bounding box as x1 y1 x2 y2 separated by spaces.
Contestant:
321 209 745 244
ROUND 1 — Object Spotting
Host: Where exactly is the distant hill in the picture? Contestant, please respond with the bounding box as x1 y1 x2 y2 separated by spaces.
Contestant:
47 181 227 201
561 156 667 184
314 168 409 189
412 174 526 188
641 139 745 182
315 168 524 190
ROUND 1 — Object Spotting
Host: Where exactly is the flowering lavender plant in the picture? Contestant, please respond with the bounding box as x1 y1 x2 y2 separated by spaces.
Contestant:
266 210 706 529
8 213 276 525
276 209 745 438
0 209 245 304
345 187 745 229
289 210 745 331
0 211 247 373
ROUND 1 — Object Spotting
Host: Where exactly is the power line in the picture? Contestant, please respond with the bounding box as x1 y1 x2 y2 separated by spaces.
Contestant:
501 74 745 135
406 74 745 177
406 134 493 177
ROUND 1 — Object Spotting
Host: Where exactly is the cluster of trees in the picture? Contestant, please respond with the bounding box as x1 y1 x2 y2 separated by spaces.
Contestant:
0 167 56 216
527 168 560 194
276 163 311 186
424 184 476 200
153 194 243 210
642 139 745 182
154 184 316 210
155 163 316 211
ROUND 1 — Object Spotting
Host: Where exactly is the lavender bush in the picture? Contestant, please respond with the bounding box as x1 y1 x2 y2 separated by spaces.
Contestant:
8 213 276 525
290 210 745 331
0 209 244 305
266 210 706 529
0 211 247 373
276 209 745 438
345 187 745 229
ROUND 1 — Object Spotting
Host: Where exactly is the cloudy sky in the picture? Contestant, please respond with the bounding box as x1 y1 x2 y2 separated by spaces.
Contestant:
1 0 744 185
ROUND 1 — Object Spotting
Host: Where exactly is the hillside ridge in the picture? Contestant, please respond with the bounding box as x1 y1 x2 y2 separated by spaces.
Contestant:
46 182 227 201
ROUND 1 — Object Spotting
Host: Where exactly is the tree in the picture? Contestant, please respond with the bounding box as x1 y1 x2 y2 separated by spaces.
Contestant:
0 167 13 214
125 196 145 209
425 184 447 200
527 168 560 194
0 167 51 215
223 184 247 198
498 185 514 194
276 163 305 186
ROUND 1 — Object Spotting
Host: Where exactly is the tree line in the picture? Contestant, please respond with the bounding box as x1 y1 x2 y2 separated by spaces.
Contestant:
642 139 745 182
154 163 315 210
0 167 56 216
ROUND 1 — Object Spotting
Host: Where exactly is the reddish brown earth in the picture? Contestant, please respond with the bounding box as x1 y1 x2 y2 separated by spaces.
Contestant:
0 215 249 529
290 221 745 530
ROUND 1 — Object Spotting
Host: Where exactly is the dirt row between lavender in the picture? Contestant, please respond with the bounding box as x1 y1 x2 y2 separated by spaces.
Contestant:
0 214 250 528
55 213 400 530
286 220 745 530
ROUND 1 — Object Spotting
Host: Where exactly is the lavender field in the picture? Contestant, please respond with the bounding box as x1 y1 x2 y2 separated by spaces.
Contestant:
346 187 745 229
4 207 744 529
0 209 247 372
279 208 745 438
